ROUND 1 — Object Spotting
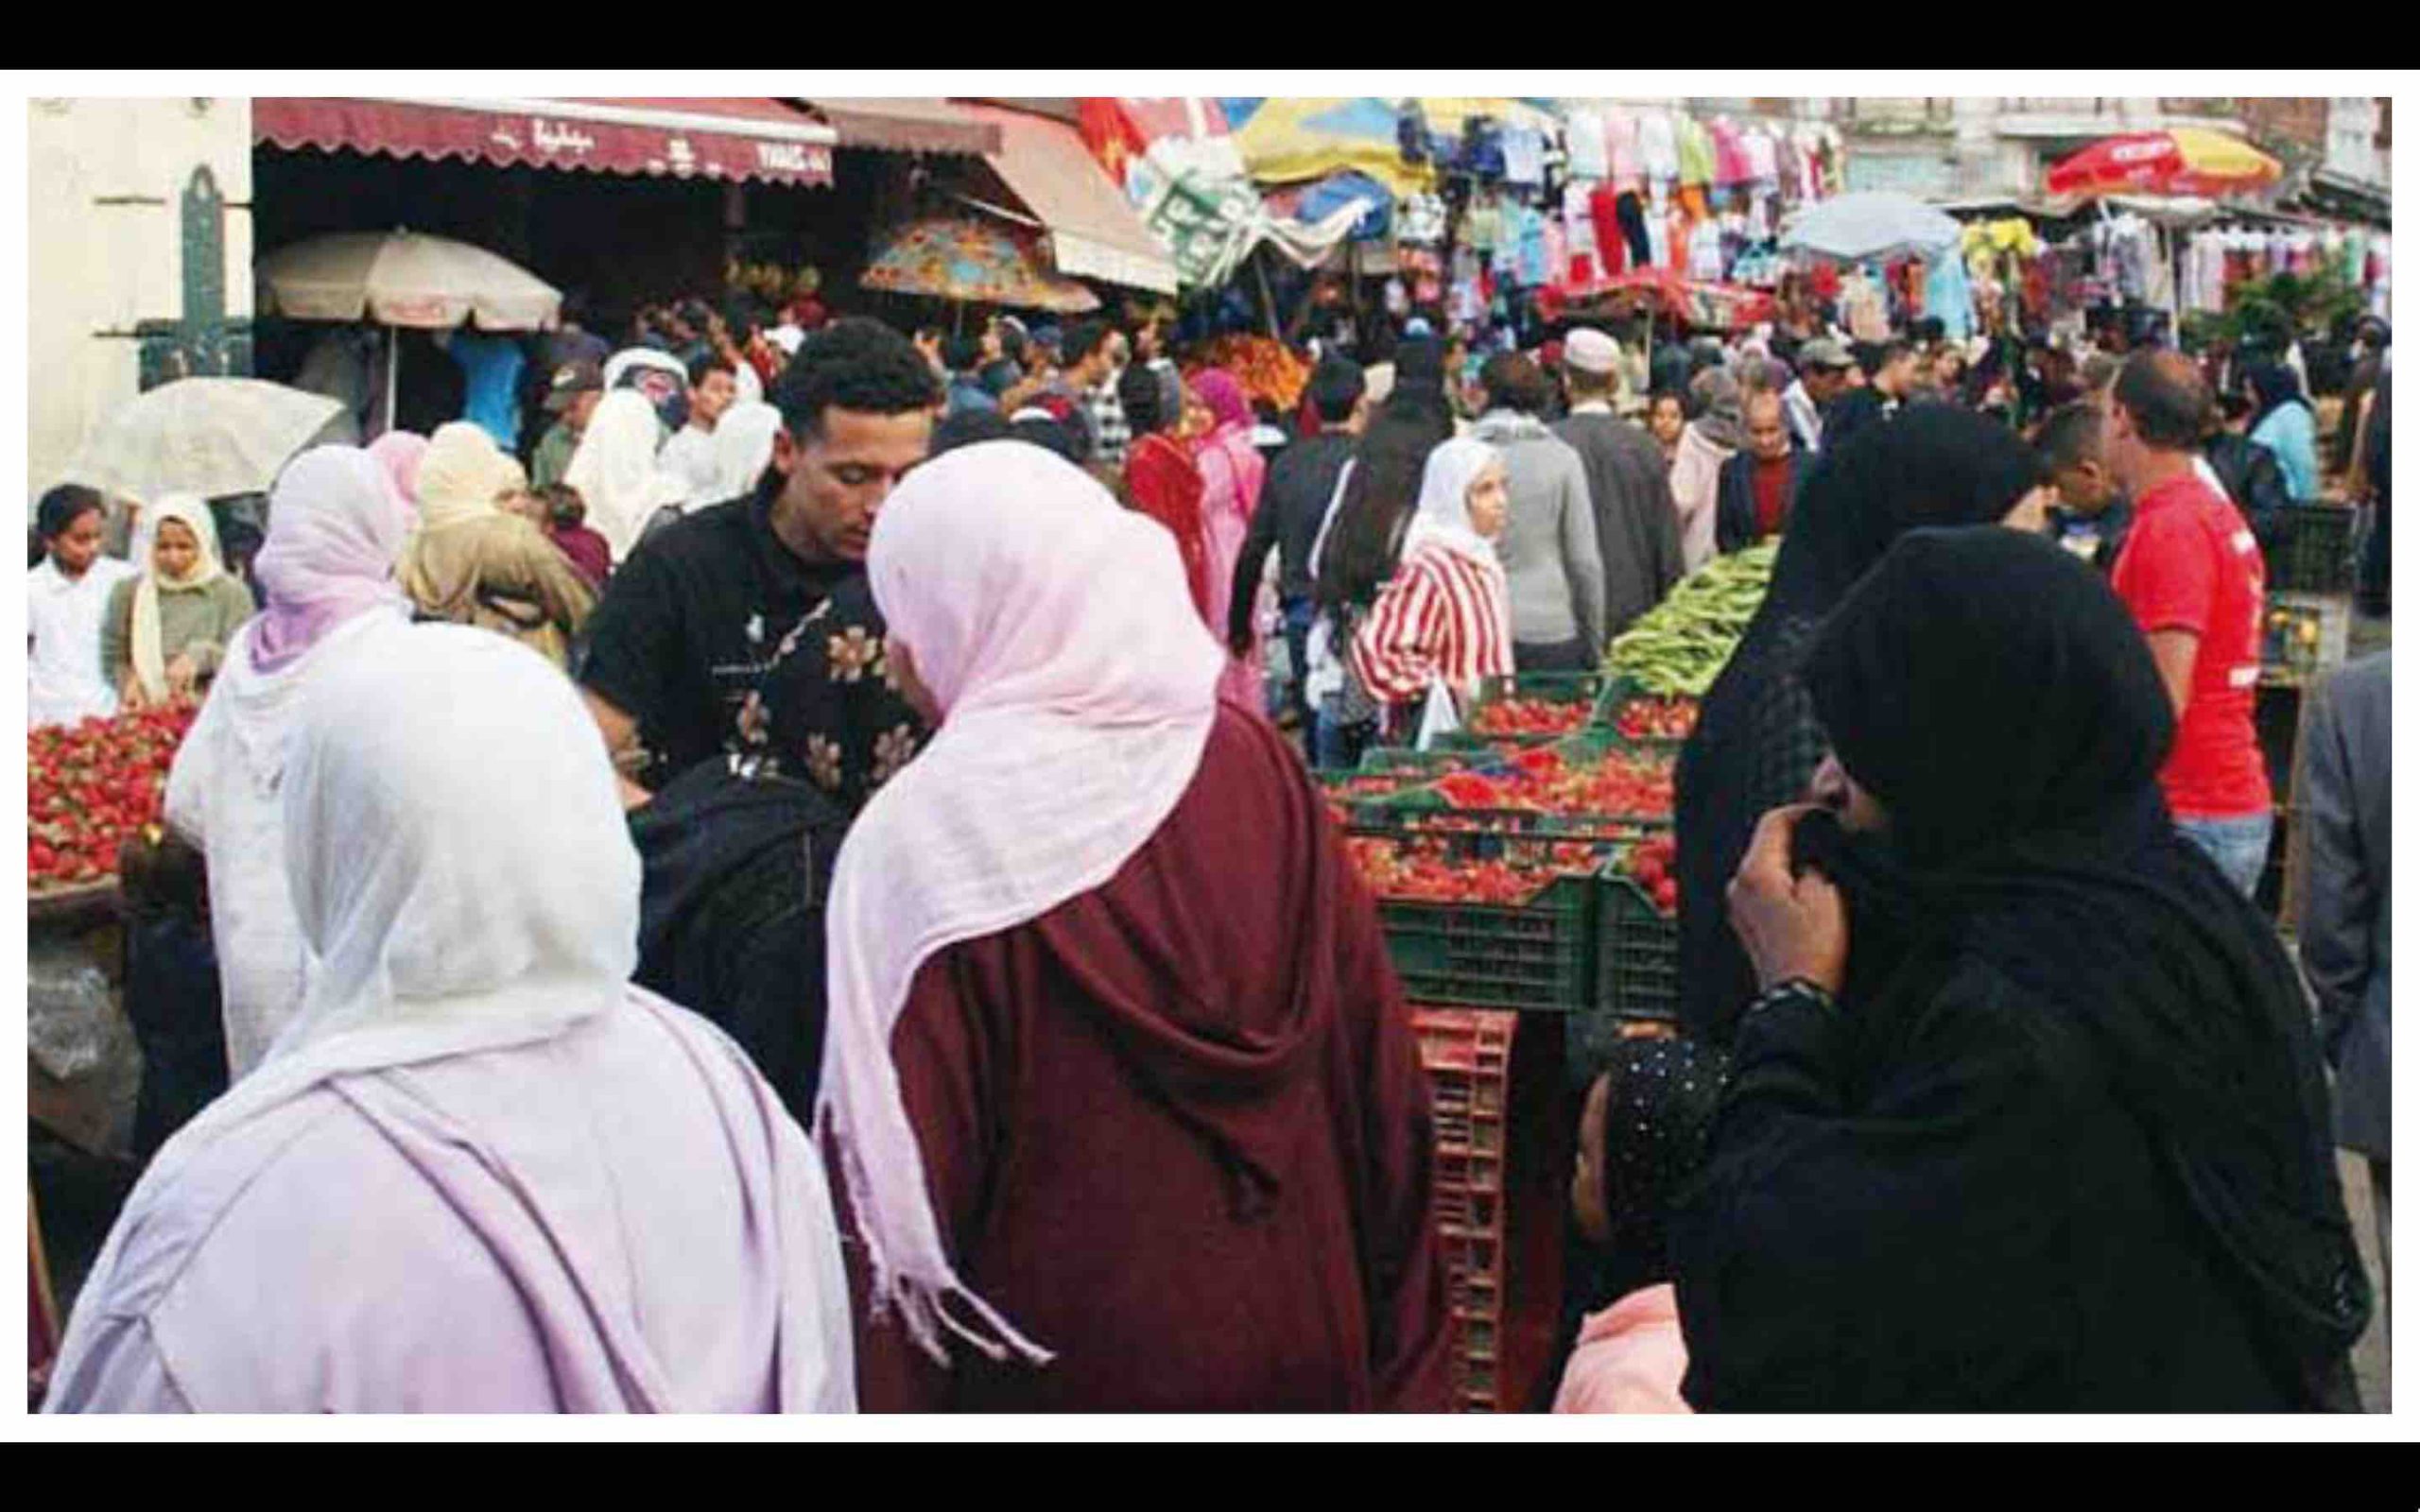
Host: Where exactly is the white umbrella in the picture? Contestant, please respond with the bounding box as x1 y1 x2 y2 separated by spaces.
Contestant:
1780 191 1963 264
256 229 562 432
53 377 348 508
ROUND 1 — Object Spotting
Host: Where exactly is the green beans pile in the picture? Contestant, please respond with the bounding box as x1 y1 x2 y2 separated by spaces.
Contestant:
1601 542 1779 696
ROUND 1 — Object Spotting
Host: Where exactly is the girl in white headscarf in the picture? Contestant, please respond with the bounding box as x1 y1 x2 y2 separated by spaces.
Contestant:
564 388 691 561
400 421 597 668
49 624 856 1413
164 445 413 1079
101 495 257 710
1348 437 1516 740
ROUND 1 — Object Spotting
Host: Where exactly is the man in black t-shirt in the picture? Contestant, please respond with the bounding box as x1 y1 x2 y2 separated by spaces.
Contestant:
579 318 940 793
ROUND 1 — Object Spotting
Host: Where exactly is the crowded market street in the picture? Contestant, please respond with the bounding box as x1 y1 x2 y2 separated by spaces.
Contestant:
22 86 2397 1423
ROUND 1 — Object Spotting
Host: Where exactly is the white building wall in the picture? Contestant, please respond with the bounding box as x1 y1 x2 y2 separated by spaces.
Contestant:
26 96 254 501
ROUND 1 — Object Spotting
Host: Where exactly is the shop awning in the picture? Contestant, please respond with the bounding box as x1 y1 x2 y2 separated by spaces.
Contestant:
254 97 838 186
956 104 1179 295
794 98 998 157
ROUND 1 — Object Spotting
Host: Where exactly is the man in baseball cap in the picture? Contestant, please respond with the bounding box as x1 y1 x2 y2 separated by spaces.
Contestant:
530 358 606 489
1784 336 1855 455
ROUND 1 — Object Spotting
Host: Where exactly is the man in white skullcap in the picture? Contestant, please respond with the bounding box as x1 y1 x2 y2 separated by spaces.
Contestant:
1555 328 1685 637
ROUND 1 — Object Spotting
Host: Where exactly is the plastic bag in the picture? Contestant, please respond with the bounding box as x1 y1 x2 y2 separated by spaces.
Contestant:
1414 679 1461 751
27 936 120 1084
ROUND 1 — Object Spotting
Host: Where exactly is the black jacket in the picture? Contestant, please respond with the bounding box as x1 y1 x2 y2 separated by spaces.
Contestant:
1231 430 1357 644
2204 433 2295 551
1715 449 1813 556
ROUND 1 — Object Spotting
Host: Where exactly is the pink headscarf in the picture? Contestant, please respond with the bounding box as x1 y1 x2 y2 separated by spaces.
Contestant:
248 446 414 673
366 431 429 514
819 439 1223 1368
1187 368 1253 438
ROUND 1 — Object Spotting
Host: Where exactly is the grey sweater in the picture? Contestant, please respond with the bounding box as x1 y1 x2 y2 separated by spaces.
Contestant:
1472 411 1605 651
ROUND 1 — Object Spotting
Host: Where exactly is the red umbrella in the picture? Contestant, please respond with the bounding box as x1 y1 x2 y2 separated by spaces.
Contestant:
2044 127 2283 198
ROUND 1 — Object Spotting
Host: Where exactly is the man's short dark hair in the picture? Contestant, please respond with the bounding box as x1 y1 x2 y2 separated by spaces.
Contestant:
2113 350 2211 451
941 334 983 373
36 483 103 541
1307 356 1367 424
540 482 586 528
1873 339 1914 374
2034 402 2105 476
769 318 942 439
1116 364 1166 436
1011 414 1084 464
1479 352 1549 415
1065 319 1114 365
931 407 1014 456
686 352 736 389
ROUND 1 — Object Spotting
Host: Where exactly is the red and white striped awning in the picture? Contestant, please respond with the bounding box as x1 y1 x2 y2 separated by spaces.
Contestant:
254 96 838 186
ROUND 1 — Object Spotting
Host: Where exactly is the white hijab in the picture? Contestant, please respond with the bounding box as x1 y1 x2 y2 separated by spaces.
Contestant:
564 389 688 562
1405 436 1507 565
129 494 228 704
819 439 1224 1367
709 399 783 501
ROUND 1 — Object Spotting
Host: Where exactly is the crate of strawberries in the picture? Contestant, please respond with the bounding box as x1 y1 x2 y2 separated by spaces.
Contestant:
1591 679 1700 753
28 707 196 903
1440 672 1605 751
1596 833 1682 1021
1349 738 1675 847
1351 830 1607 1013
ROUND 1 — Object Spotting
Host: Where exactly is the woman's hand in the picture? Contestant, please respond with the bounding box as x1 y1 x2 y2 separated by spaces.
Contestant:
119 675 147 713
1727 803 1849 997
164 653 199 701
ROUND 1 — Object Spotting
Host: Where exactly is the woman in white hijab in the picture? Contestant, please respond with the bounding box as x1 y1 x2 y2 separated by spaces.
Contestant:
100 495 257 710
164 446 414 1080
1347 437 1516 744
48 623 856 1413
400 421 597 668
564 388 691 562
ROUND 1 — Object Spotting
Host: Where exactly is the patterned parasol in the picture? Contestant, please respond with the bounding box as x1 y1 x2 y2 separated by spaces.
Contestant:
860 215 1100 314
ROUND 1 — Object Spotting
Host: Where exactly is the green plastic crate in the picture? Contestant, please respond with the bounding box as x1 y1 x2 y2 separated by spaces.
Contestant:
1449 671 1606 748
1378 872 1598 1013
1592 870 1681 1024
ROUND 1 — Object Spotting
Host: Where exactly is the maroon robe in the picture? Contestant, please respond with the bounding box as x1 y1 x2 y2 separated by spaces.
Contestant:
855 700 1451 1412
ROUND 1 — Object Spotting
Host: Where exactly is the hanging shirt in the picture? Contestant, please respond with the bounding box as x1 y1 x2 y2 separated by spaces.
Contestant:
1709 121 1752 187
1743 128 1780 185
1637 111 1680 181
1605 106 1642 182
1677 117 1716 187
1926 253 1975 342
1644 187 1673 270
1516 208 1553 287
1688 217 1726 282
1564 109 1608 180
1503 126 1546 187
28 554 140 727
1399 192 1447 247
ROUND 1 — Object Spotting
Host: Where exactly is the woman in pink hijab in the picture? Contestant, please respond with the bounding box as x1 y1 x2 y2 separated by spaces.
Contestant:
366 430 429 517
1186 369 1270 713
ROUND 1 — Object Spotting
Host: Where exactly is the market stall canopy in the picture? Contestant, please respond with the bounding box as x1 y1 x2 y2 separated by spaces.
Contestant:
253 97 838 186
1263 172 1392 241
1780 191 1962 263
1230 97 1432 196
860 215 1099 314
2043 127 2281 199
257 230 562 330
794 97 998 157
955 103 1179 295
55 378 347 506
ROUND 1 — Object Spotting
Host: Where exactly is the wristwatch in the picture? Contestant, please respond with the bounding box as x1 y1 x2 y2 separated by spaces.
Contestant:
1748 977 1837 1020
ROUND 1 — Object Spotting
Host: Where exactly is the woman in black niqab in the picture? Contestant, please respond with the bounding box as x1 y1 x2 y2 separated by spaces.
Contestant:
1672 404 2046 1045
1671 527 2370 1412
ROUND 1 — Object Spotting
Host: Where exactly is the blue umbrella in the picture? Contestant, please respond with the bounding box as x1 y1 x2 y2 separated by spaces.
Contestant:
1780 191 1962 263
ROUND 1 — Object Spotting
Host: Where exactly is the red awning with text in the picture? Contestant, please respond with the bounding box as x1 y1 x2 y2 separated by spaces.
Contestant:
254 97 838 187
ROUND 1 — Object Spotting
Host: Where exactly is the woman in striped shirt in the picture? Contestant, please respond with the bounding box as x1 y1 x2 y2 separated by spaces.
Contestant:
1349 438 1516 744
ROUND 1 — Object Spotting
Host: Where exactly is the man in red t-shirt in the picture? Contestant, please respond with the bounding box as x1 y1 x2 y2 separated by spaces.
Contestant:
2106 351 2273 896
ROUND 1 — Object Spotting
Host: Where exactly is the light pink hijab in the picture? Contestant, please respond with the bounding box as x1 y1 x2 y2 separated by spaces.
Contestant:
1188 369 1268 707
818 439 1224 1368
249 446 413 673
366 431 429 515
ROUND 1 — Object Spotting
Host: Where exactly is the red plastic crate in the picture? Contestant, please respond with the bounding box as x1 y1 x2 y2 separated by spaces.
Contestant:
1410 1006 1567 1413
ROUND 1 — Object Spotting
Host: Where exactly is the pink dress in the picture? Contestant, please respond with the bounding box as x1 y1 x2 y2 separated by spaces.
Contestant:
1196 422 1268 711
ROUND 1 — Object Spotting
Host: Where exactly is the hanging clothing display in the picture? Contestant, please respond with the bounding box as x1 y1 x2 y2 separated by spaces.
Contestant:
1677 117 1715 188
1606 106 1642 182
1926 253 1975 342
1638 110 1680 182
1504 126 1547 188
1565 109 1609 180
1709 121 1752 188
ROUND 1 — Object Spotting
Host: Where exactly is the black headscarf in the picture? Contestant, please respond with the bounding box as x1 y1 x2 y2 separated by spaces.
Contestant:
1673 404 2043 1043
1593 1036 1731 1304
1797 527 2369 1406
